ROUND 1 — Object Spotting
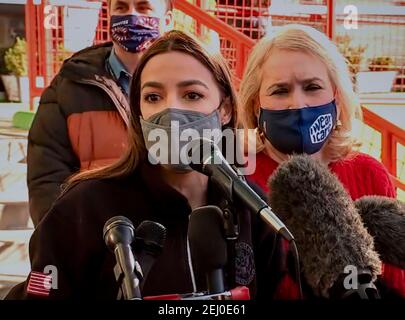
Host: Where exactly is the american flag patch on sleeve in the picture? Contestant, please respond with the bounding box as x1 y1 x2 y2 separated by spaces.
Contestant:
27 271 52 297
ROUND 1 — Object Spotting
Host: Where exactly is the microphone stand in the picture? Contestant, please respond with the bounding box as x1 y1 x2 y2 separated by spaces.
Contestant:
210 165 303 298
221 205 239 289
113 249 143 300
114 263 124 300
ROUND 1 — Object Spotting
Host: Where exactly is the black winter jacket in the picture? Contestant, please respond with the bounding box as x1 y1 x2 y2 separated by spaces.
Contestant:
7 163 281 300
28 42 130 226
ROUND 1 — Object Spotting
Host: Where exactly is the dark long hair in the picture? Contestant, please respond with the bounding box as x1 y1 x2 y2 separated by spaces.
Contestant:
64 30 238 191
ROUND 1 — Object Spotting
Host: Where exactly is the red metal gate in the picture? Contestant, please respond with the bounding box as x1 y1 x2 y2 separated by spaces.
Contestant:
25 0 103 110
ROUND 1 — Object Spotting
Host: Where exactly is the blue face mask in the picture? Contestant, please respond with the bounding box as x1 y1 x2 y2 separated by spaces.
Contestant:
259 100 338 155
110 14 160 53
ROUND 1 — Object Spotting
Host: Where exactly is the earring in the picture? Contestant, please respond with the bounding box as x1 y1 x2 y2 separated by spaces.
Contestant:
335 119 342 130
256 126 265 141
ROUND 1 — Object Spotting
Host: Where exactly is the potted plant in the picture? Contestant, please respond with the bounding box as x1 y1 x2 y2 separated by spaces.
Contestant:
1 37 29 102
56 43 73 67
356 55 398 93
336 34 367 80
368 56 396 71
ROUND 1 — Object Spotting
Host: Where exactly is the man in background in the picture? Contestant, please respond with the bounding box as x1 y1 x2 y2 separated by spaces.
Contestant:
28 0 173 226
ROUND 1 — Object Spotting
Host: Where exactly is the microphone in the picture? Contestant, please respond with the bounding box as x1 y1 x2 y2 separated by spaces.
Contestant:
103 216 142 300
188 205 227 294
133 220 167 290
355 196 405 270
186 137 294 242
268 154 382 299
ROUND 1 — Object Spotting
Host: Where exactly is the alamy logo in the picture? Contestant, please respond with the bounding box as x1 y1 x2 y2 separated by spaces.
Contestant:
309 113 333 144
343 5 358 30
145 126 257 175
343 265 359 290
44 5 57 30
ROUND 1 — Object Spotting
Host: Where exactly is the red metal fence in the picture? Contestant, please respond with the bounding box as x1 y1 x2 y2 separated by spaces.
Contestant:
333 1 405 92
93 0 109 44
25 0 405 101
175 0 334 83
25 0 101 109
25 0 46 107
362 106 405 192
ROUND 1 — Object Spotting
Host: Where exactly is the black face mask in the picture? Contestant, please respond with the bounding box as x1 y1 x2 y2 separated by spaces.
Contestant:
259 100 338 155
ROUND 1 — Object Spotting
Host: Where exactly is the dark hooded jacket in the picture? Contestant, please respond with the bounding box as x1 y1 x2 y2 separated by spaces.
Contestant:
6 162 280 300
28 42 130 226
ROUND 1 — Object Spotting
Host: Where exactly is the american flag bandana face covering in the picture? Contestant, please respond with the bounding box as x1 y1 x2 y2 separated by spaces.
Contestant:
110 14 160 53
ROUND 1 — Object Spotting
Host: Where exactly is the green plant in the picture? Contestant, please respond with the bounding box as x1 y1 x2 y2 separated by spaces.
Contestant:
4 37 28 76
336 34 367 75
368 56 396 71
56 43 73 63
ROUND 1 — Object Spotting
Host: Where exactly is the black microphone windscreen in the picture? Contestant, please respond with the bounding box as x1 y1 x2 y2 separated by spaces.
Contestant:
136 220 167 252
188 205 227 272
355 196 405 269
268 154 381 298
133 221 167 290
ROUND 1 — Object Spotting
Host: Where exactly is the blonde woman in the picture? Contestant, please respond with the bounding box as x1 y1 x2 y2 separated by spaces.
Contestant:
239 24 403 299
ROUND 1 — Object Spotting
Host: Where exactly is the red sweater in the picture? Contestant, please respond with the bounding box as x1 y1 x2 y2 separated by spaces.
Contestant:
248 151 404 299
249 151 396 199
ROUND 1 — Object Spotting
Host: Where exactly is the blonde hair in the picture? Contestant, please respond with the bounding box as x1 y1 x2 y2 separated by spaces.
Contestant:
238 24 361 163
